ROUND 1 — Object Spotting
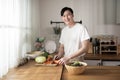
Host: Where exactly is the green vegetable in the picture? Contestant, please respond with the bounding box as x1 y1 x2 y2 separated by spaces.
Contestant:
41 52 49 58
73 61 80 66
68 61 83 66
35 56 46 63
39 37 45 42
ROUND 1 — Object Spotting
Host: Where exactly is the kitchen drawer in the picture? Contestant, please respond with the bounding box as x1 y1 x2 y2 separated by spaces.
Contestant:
84 60 101 66
103 61 120 66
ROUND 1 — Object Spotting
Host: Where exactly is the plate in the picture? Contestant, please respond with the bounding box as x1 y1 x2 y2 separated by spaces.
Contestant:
45 40 56 54
27 51 43 59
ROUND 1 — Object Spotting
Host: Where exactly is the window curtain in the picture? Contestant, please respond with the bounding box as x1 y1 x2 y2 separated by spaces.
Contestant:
0 0 32 78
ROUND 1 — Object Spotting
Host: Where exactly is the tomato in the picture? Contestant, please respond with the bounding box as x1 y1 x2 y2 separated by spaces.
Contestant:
53 60 59 64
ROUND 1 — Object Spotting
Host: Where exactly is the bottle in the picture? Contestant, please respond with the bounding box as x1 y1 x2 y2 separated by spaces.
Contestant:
110 40 115 45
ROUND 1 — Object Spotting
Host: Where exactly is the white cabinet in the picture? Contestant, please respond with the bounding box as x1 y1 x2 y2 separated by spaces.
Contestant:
84 60 120 66
104 0 116 24
116 0 120 24
103 61 120 66
84 60 101 66
104 0 120 24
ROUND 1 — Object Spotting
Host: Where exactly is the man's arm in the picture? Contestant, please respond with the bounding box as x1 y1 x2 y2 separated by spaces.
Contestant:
68 39 90 59
58 44 64 56
54 43 64 60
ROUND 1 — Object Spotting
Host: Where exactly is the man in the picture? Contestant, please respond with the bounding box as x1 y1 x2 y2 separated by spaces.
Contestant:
54 7 90 64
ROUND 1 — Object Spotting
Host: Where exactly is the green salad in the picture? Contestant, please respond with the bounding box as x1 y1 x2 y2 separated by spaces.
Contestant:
68 61 83 66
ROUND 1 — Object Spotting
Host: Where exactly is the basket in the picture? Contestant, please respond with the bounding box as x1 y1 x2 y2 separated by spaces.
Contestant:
65 61 87 75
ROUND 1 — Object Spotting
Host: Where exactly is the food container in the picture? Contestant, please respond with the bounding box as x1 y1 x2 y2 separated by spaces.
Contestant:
65 61 87 75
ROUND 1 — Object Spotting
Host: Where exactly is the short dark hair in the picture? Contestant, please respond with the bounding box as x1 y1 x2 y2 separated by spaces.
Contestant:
60 7 73 16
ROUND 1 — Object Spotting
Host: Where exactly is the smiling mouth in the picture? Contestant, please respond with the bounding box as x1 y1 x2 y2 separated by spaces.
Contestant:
65 20 70 23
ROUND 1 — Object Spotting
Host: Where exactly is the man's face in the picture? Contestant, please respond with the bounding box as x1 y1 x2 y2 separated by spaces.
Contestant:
61 10 74 25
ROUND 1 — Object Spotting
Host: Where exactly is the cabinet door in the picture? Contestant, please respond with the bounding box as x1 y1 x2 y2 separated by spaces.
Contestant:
104 0 116 24
103 61 120 66
84 60 101 66
116 0 120 24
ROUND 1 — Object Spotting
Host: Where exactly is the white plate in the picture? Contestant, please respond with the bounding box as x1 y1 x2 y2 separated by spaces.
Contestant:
26 51 43 59
45 40 56 54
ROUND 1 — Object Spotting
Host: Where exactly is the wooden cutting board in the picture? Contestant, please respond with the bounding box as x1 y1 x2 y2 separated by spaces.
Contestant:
35 63 58 67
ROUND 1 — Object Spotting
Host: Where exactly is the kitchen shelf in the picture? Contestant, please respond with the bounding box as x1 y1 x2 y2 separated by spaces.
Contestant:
50 20 82 24
100 45 116 46
101 51 117 52
99 35 118 55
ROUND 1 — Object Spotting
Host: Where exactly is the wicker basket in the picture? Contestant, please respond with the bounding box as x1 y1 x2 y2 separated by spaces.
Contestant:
65 62 87 75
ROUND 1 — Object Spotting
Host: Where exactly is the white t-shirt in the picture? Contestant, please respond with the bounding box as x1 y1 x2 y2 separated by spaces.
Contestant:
59 23 90 60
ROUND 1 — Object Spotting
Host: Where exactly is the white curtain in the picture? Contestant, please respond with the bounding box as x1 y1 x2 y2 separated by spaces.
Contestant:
0 0 32 78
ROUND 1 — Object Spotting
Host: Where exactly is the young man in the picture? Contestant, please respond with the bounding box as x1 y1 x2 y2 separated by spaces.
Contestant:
54 7 90 64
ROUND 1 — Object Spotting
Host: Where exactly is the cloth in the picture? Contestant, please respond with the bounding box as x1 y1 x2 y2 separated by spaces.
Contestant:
59 23 90 61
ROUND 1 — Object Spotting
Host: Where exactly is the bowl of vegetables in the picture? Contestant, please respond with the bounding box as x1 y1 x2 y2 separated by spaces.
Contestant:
65 61 87 75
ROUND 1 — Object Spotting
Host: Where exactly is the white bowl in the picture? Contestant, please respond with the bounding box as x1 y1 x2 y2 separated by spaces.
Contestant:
27 51 43 59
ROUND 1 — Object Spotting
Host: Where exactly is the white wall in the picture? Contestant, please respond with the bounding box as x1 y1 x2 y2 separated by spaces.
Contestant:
31 0 120 48
31 0 41 46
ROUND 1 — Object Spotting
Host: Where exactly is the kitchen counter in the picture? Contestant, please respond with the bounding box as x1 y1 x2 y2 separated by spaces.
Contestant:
2 60 63 80
62 66 120 80
2 60 120 80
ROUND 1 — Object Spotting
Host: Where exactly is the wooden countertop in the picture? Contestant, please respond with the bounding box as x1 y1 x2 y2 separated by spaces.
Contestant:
2 61 63 80
2 60 120 80
85 53 120 60
62 66 120 80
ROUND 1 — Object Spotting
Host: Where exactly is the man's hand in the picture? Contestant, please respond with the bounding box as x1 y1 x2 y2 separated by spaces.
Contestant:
58 56 71 64
53 54 61 60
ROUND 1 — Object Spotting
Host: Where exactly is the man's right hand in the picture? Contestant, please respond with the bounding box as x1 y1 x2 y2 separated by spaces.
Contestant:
53 54 61 60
